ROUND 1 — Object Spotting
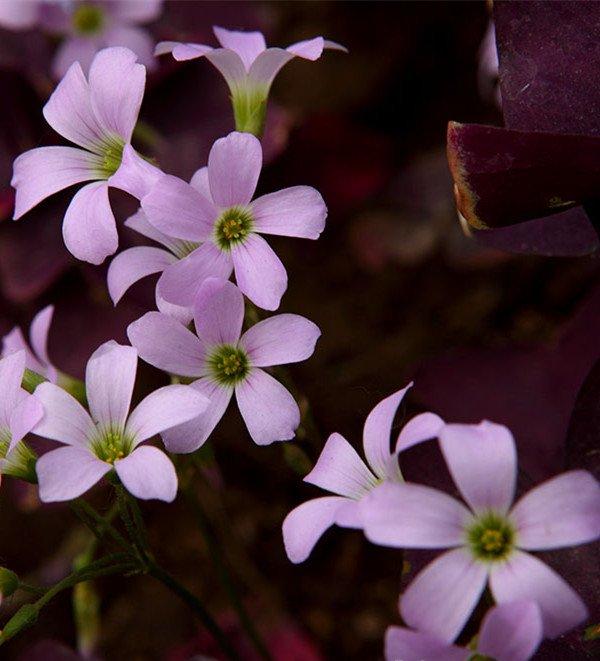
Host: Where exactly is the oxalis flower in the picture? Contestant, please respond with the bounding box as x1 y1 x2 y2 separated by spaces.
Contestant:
11 47 149 265
360 421 600 641
33 341 209 502
127 277 321 450
141 131 328 311
155 26 346 135
385 600 543 661
282 385 444 563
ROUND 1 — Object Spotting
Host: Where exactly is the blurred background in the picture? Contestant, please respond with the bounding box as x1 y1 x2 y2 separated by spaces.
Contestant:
0 1 598 659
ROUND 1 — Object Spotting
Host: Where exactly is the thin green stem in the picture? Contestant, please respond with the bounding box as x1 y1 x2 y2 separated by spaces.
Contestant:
115 485 151 566
70 499 130 551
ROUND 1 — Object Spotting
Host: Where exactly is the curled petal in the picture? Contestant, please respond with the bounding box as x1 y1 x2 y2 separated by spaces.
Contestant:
154 41 213 61
29 305 54 369
0 351 26 427
396 412 445 453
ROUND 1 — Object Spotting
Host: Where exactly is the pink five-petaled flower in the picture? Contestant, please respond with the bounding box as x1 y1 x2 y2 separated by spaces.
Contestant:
141 131 328 311
385 600 543 661
282 385 444 563
127 277 321 450
11 47 147 265
361 421 600 642
155 26 346 135
33 341 209 503
2 305 57 383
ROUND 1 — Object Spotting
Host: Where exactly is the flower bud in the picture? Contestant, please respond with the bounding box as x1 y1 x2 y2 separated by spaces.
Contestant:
0 567 19 601
0 604 38 642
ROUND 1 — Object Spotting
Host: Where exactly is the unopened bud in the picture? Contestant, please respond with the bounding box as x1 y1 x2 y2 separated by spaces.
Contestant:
0 568 19 599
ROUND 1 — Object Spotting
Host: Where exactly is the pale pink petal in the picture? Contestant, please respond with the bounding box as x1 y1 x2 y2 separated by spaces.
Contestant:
208 131 262 207
52 37 99 80
250 186 327 239
489 550 588 639
510 470 600 550
362 384 411 480
334 499 364 529
0 351 26 427
155 292 193 325
154 41 213 62
88 46 145 142
156 244 233 309
12 146 97 219
142 174 215 241
29 305 54 368
384 627 466 661
194 277 244 348
33 382 94 447
282 496 349 564
213 26 266 70
239 314 320 367
304 432 377 499
114 446 177 502
361 482 471 549
323 39 348 53
127 311 206 378
189 166 212 200
440 421 517 515
85 341 137 430
102 26 156 70
109 143 162 199
124 207 182 251
107 246 176 304
400 548 488 642
231 233 287 311
43 61 106 151
235 368 299 445
0 1 39 29
62 181 118 264
109 0 163 23
8 393 44 452
248 48 294 88
126 384 209 444
478 601 543 661
396 412 445 452
161 378 232 453
37 446 110 502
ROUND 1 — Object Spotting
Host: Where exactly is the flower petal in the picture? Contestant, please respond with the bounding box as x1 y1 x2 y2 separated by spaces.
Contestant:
362 384 411 480
510 470 600 550
155 291 193 325
235 368 299 445
239 314 320 367
478 601 543 661
396 412 445 453
62 181 119 265
286 36 326 60
189 166 212 199
304 432 376 499
361 482 471 549
115 446 177 502
489 550 588 639
142 174 215 241
12 146 96 219
161 378 232 453
0 1 39 29
29 305 54 369
33 382 94 447
109 143 162 199
250 186 327 239
154 41 212 61
125 384 209 444
208 131 262 207
8 393 44 452
194 277 244 348
400 548 488 642
248 48 294 88
37 446 110 502
205 49 247 88
88 46 145 142
109 1 163 23
107 246 176 305
282 496 349 563
0 351 26 427
103 26 156 71
124 207 178 249
231 233 287 311
157 243 233 309
384 627 466 661
43 61 106 151
213 26 266 71
52 37 99 80
86 341 137 431
439 421 517 515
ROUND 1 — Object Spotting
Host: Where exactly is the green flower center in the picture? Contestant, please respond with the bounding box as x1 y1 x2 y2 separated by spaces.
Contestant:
468 655 496 661
208 345 249 386
467 512 514 562
214 207 253 250
91 428 133 464
72 3 105 35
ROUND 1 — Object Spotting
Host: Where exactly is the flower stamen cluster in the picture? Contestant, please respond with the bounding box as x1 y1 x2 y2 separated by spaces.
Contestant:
214 207 254 250
72 4 105 35
467 512 515 562
208 345 250 386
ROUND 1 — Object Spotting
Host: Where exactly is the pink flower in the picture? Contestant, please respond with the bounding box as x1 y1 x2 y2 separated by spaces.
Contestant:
2 305 57 382
127 277 321 450
11 47 150 265
33 341 209 502
385 600 543 661
0 1 162 80
155 26 346 134
140 131 328 311
282 386 443 563
361 421 600 641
